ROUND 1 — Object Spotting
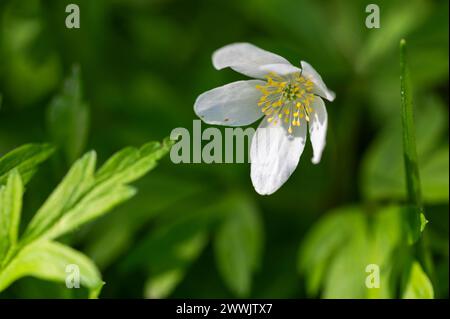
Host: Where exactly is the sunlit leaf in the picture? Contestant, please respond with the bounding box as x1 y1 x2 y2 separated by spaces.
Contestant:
402 261 434 299
0 144 54 186
298 206 363 296
144 269 184 299
299 205 424 298
84 174 205 269
0 240 103 297
0 170 23 263
22 138 173 243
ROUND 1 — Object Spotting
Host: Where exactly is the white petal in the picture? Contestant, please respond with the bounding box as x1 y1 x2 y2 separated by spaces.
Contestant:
309 96 328 164
212 43 292 79
250 116 307 195
301 61 335 102
194 80 265 126
259 63 301 76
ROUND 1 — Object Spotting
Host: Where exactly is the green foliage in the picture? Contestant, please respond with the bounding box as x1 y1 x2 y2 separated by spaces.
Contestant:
0 240 103 298
357 1 430 72
361 96 449 204
214 194 263 297
47 65 89 164
299 37 444 299
0 170 23 263
0 0 61 106
402 261 434 299
298 205 430 298
122 197 214 298
0 0 447 299
0 139 172 297
118 192 263 298
0 144 54 186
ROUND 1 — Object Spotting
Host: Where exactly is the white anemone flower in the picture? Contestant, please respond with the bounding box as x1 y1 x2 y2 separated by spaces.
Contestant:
194 43 335 195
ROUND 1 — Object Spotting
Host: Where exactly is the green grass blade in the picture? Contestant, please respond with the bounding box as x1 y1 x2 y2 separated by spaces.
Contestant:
400 39 423 209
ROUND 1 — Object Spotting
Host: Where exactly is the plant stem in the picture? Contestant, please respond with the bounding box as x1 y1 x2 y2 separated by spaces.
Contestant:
400 39 423 210
400 39 435 282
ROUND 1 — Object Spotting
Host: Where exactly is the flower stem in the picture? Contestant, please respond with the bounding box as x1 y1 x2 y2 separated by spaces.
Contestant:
400 39 435 283
400 39 423 210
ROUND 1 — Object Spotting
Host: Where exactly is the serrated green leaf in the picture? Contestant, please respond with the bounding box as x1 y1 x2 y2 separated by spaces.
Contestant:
0 144 54 186
22 139 172 244
402 261 434 299
44 185 137 240
0 169 23 264
47 65 89 164
0 240 103 297
95 139 174 186
0 138 171 296
22 151 97 244
214 194 263 297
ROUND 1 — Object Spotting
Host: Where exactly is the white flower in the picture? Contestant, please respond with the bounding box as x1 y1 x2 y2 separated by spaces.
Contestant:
194 43 335 195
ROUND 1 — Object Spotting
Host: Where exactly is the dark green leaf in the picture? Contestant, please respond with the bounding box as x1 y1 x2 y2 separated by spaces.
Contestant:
47 66 89 164
214 194 263 297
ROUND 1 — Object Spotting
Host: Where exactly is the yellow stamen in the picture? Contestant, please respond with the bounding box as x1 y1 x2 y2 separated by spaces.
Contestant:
256 71 317 133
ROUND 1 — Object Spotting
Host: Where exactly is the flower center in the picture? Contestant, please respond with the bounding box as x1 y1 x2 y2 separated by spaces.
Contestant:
256 72 315 134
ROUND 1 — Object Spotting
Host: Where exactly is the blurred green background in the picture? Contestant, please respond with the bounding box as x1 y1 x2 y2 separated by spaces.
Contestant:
0 0 448 298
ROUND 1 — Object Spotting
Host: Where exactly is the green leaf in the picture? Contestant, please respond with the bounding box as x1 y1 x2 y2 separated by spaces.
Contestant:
0 144 54 186
44 185 137 240
322 225 369 298
84 173 205 269
143 232 207 298
402 261 434 299
47 65 89 164
22 151 97 244
214 194 263 297
22 138 173 244
0 240 103 297
0 170 23 264
0 138 171 296
298 207 368 298
144 269 185 299
121 195 218 297
299 205 422 298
